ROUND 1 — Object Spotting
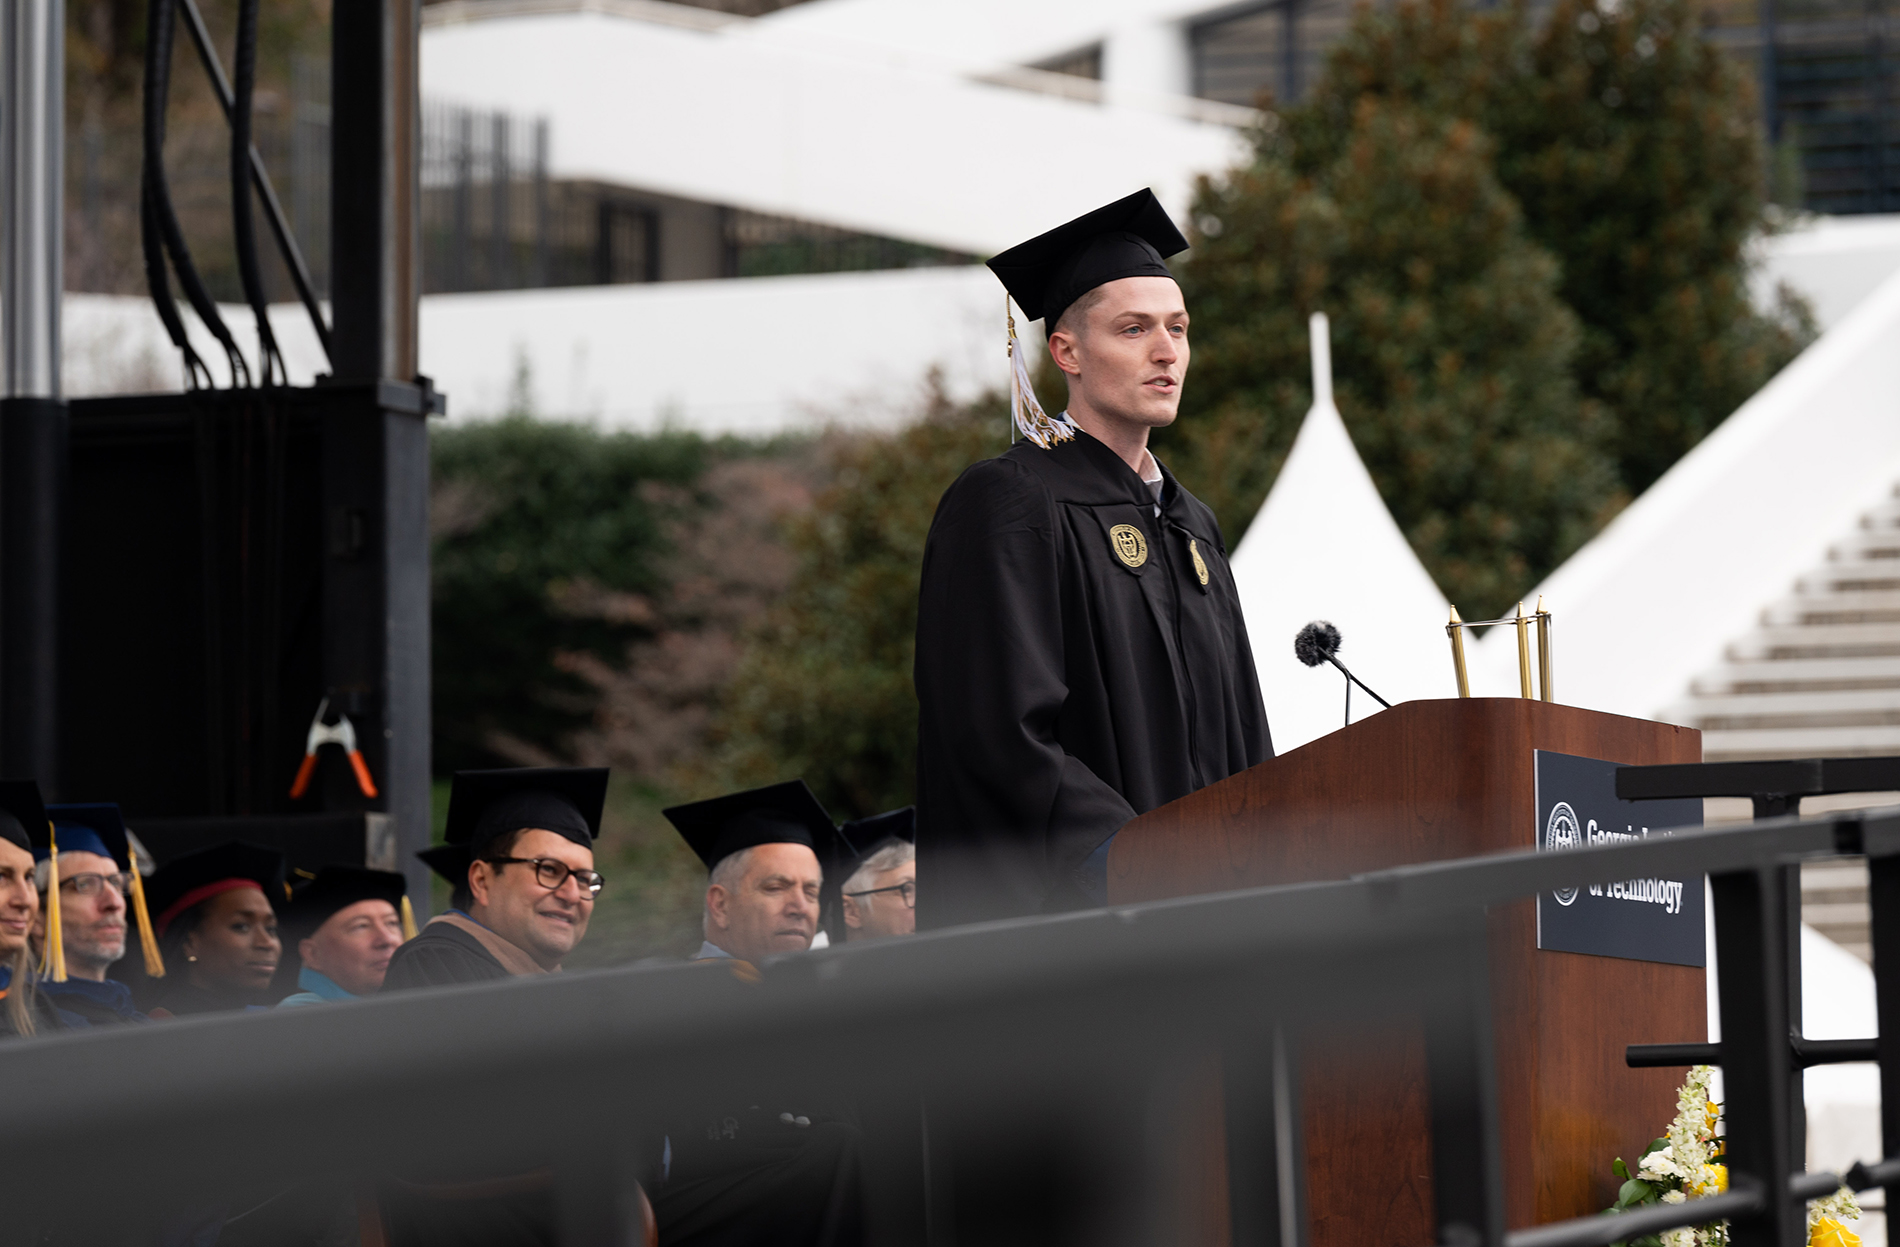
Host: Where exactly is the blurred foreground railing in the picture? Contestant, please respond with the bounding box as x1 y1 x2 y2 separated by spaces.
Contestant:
6 806 1900 1247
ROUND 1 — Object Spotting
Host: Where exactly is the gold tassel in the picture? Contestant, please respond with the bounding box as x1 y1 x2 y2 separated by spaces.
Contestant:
127 859 164 978
41 824 65 983
399 895 418 942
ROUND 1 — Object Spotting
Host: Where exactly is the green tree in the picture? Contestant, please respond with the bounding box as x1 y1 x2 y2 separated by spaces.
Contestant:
1163 98 1622 617
1286 0 1811 494
430 417 711 773
711 388 1008 818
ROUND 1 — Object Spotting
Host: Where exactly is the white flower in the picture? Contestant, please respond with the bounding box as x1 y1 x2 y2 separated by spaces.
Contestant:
1662 1190 1687 1205
1807 1187 1861 1228
1641 1149 1684 1181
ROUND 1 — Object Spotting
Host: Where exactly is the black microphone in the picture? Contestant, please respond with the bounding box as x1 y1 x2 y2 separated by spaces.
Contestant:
1294 621 1392 726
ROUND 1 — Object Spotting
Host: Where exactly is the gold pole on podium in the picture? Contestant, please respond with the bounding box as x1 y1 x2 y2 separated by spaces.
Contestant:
1514 602 1534 698
1535 595 1554 702
1447 607 1471 697
1444 602 1556 700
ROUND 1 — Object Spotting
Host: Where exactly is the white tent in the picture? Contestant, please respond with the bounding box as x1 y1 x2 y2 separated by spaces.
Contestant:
1228 314 1453 754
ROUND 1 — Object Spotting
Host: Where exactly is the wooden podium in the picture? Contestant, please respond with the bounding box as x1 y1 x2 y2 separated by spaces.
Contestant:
1108 699 1706 1247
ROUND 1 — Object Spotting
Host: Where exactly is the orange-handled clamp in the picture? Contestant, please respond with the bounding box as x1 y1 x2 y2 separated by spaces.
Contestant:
289 697 379 799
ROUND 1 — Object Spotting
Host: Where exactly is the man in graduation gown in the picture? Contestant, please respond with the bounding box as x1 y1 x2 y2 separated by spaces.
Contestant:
382 765 608 988
376 766 613 1247
654 782 864 1247
914 188 1272 929
834 808 915 943
32 804 154 1027
277 866 411 1005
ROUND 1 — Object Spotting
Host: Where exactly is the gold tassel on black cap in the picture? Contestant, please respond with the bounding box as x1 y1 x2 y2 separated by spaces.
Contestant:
127 860 164 978
399 895 418 942
41 824 65 983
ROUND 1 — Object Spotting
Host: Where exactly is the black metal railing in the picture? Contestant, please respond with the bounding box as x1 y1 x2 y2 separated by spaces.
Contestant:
7 803 1900 1246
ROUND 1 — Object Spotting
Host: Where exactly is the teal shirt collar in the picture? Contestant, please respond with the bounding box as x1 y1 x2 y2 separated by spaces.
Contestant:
296 966 356 1001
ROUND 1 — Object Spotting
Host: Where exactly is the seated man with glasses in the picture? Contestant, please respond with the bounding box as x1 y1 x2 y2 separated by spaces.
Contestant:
376 767 631 1247
32 803 158 1027
836 809 916 943
383 766 609 989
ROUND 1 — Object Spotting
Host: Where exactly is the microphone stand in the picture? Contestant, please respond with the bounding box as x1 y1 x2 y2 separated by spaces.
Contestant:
1326 654 1391 728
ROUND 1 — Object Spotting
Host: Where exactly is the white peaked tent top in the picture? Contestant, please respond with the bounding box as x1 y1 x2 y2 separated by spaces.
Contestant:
1227 314 1454 754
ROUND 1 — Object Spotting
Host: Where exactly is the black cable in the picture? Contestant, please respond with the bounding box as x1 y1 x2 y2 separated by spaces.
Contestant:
139 173 211 389
138 0 209 388
177 0 331 366
143 0 250 388
230 0 283 385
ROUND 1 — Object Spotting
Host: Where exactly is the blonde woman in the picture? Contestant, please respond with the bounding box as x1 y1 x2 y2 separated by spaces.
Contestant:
0 779 61 1038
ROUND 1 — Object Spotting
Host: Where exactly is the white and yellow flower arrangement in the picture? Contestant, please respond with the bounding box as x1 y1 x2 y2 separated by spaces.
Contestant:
1604 1064 1861 1247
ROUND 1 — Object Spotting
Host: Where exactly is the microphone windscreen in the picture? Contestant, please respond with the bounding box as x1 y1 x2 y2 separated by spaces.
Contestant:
1294 620 1342 668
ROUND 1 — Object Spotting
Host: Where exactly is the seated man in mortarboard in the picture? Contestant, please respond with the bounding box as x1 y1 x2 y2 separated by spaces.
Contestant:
278 866 415 1006
0 781 64 1038
144 841 287 1017
30 803 160 1027
667 780 838 966
915 188 1272 929
652 782 865 1247
382 766 608 989
376 768 635 1247
834 808 915 943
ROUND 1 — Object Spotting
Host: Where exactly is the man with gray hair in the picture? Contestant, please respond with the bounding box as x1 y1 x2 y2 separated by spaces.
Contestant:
836 808 915 943
656 781 864 1247
668 781 837 965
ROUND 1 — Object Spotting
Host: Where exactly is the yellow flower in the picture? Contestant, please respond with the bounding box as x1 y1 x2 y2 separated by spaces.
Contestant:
1703 1100 1720 1137
1811 1216 1861 1247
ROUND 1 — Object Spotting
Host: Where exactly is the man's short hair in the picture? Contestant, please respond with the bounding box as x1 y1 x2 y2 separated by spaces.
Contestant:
455 825 530 912
1050 286 1109 343
704 845 758 936
842 839 914 901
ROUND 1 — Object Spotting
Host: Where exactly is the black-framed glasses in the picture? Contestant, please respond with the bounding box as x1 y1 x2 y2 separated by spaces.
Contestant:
59 872 130 898
843 880 915 909
485 857 605 897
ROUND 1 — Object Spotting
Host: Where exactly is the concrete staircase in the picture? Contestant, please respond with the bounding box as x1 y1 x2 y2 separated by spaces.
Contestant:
1667 481 1900 962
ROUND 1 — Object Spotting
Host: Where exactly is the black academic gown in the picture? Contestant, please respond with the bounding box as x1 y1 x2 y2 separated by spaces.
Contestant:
914 429 1271 927
650 949 865 1247
377 920 554 1247
145 980 270 1018
380 919 511 990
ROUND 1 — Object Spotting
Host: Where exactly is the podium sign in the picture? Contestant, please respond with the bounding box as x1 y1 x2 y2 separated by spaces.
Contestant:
1534 749 1705 966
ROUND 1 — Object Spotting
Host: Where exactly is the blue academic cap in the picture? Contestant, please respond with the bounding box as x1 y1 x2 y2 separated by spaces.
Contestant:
41 803 129 868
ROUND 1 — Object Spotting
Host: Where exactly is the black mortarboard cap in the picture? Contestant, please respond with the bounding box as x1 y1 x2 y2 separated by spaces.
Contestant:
823 806 916 941
147 841 287 938
986 188 1189 327
663 780 837 873
43 803 130 869
444 767 610 852
286 866 407 938
838 807 916 863
0 779 46 855
419 843 472 887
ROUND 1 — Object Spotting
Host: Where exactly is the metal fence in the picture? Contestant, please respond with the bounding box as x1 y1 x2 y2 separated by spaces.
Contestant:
7 802 1900 1245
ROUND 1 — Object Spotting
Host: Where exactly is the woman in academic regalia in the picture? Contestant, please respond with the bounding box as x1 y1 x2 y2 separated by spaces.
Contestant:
143 841 287 1017
0 779 67 1038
